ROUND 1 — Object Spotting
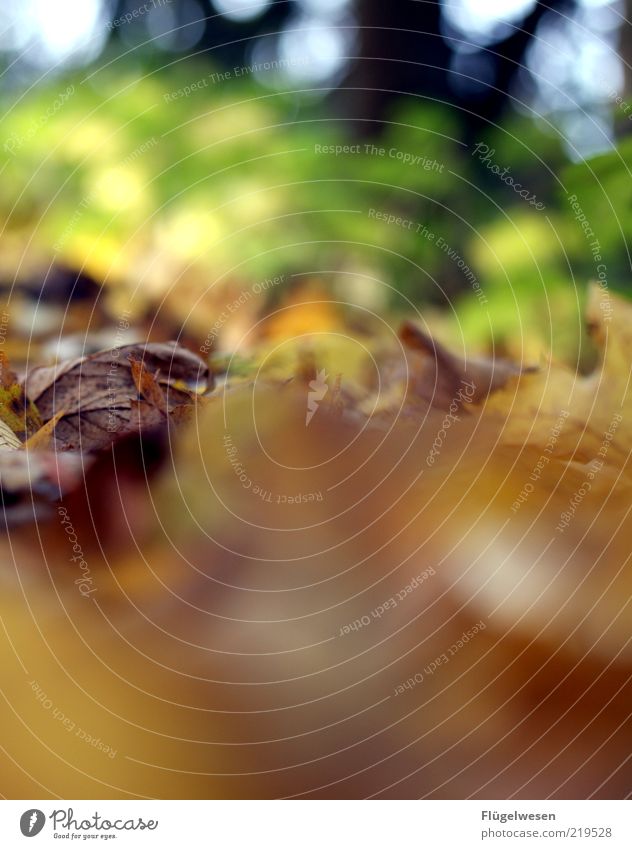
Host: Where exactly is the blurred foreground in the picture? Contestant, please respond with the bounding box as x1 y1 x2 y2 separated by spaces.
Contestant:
0 286 630 799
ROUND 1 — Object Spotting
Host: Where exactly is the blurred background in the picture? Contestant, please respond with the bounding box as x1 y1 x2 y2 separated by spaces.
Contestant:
1 1 632 802
0 0 630 368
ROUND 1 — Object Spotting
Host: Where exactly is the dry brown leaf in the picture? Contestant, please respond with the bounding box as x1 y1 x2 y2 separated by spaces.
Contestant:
128 398 169 430
24 342 211 452
399 319 537 408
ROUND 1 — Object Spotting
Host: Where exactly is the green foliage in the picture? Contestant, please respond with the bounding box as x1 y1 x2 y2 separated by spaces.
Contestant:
0 64 627 359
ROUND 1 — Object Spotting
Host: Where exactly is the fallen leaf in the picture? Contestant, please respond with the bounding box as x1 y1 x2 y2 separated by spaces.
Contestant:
0 351 42 440
24 341 211 452
399 319 537 408
22 409 66 451
482 284 631 468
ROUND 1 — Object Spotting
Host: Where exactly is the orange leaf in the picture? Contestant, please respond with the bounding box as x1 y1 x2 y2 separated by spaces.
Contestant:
128 355 168 415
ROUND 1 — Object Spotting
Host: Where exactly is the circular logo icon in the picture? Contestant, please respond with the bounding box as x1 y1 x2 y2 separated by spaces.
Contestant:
20 810 45 837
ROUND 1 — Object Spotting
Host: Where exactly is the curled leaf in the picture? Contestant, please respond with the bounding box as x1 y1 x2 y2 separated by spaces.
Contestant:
400 320 537 408
24 341 211 452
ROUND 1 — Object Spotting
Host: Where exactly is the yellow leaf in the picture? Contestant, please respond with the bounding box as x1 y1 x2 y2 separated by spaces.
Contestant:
21 409 66 451
483 284 628 470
